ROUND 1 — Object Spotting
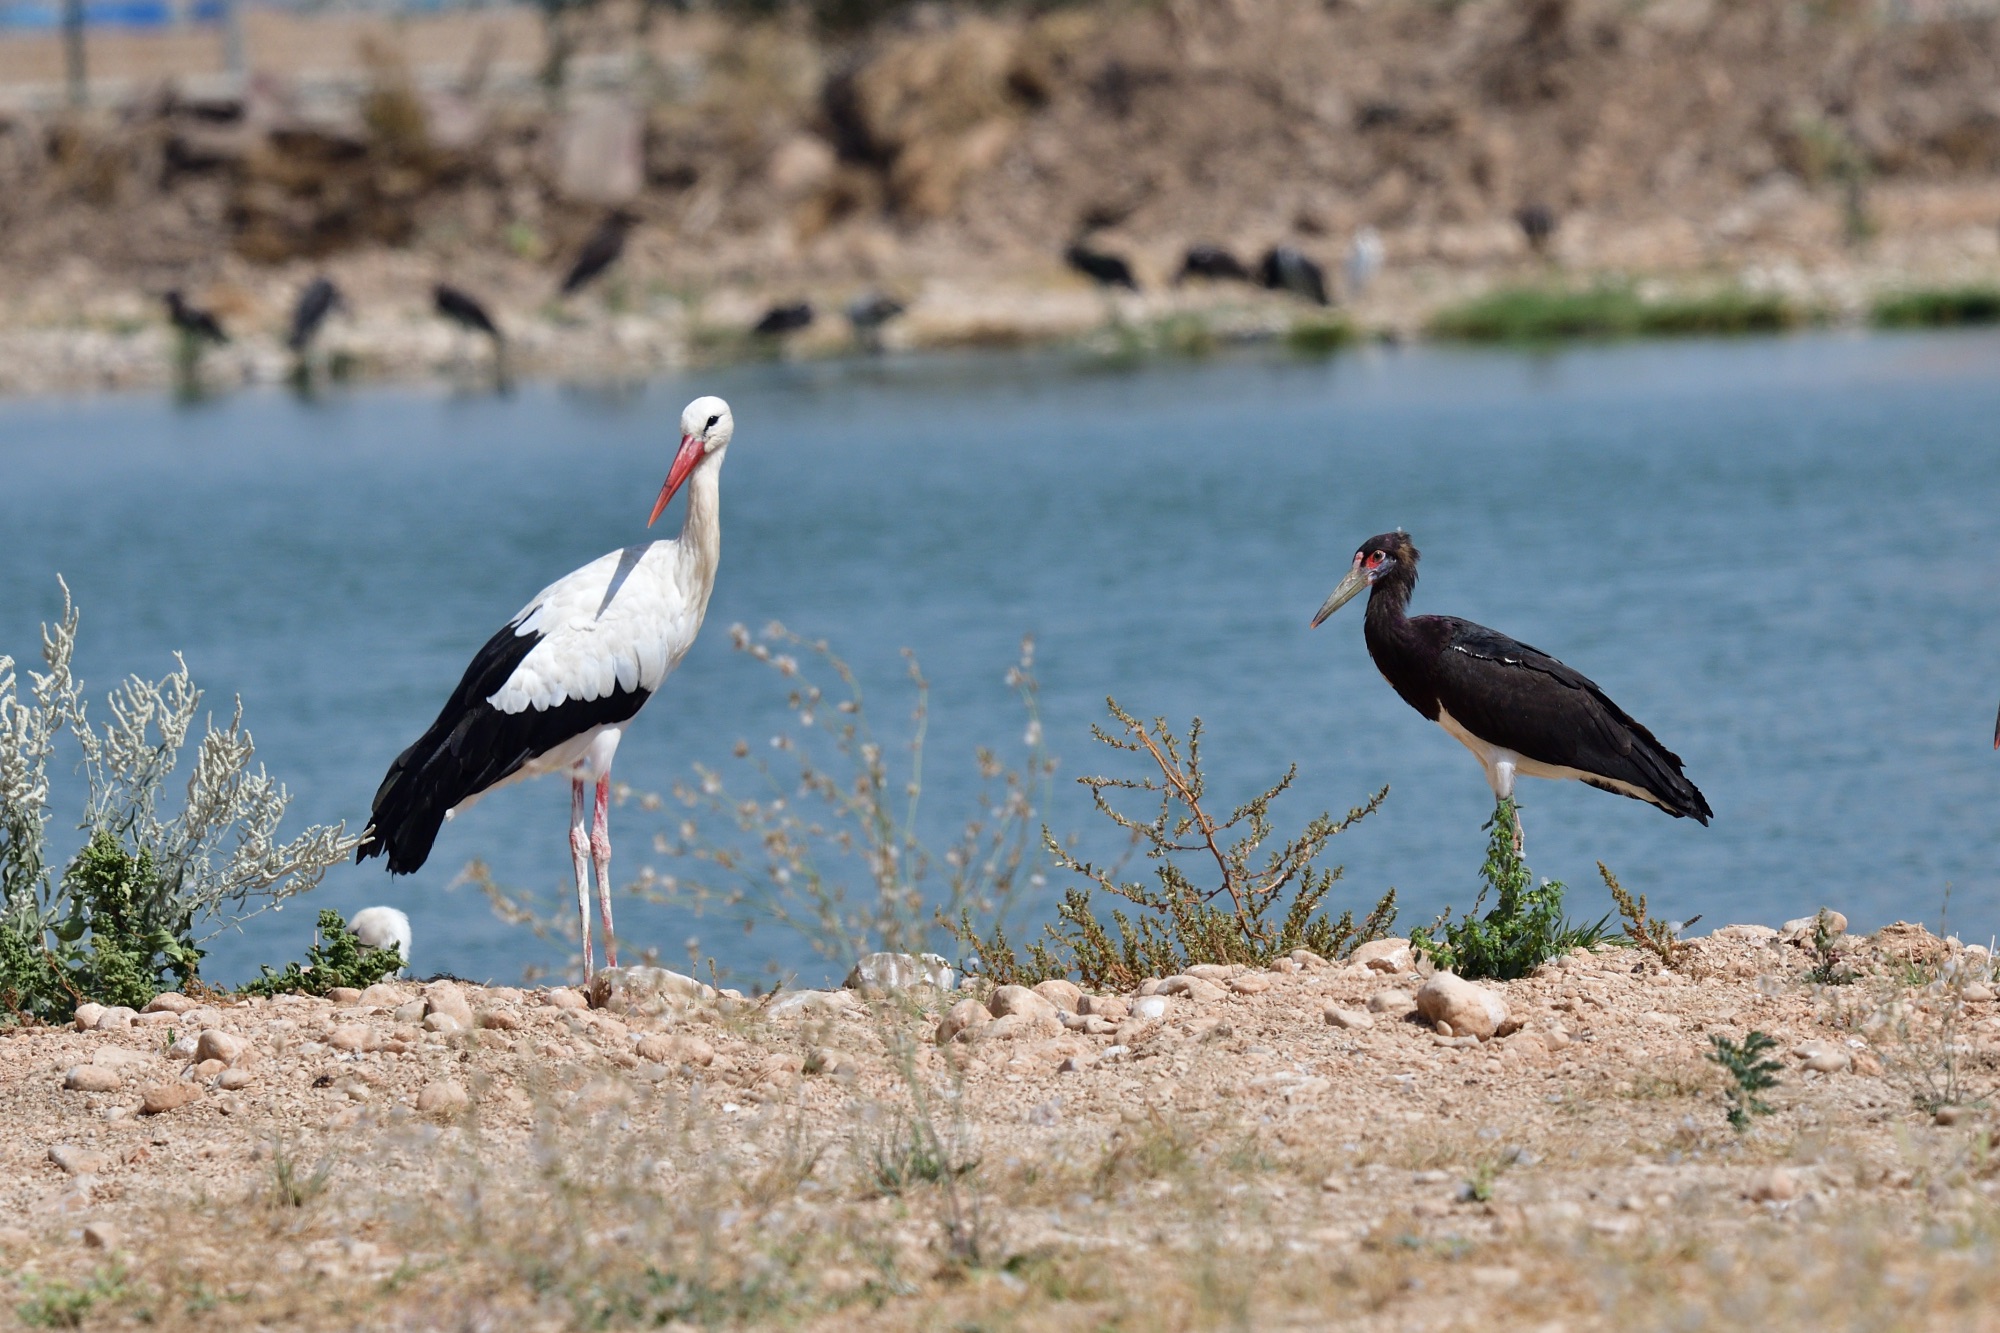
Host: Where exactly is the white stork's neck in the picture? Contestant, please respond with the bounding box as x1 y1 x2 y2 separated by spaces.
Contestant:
675 451 723 604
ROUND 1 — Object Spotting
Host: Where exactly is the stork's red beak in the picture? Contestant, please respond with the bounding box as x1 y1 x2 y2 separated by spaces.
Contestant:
648 433 704 527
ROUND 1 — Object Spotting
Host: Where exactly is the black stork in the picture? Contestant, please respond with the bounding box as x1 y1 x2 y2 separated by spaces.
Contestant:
561 210 635 296
434 283 502 342
165 291 228 344
287 277 344 354
1311 531 1711 840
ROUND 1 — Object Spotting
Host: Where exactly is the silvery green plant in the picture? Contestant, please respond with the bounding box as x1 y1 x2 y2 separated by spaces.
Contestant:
0 581 358 1016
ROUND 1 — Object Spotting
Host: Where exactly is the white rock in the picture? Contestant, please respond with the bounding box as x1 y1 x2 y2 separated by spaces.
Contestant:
1368 988 1416 1015
1794 1040 1852 1073
989 985 1059 1021
1781 910 1848 939
73 1004 106 1030
141 992 196 1015
1323 1004 1374 1030
1032 979 1083 1012
49 1145 113 1176
358 983 412 1009
93 1007 137 1032
63 1066 121 1093
1228 974 1272 996
424 981 476 1028
1130 995 1170 1021
422 1012 462 1034
194 1030 245 1065
1415 972 1509 1041
936 998 993 1044
1352 938 1414 973
417 1080 469 1116
842 952 953 991
350 906 412 969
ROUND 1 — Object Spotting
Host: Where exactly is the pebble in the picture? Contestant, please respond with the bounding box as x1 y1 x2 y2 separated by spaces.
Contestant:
989 985 1059 1021
1352 938 1414 973
1962 983 1995 1003
81 1222 120 1251
475 1008 521 1030
1159 975 1228 1003
1032 979 1083 1012
1794 1040 1853 1073
979 1011 1061 1041
140 1081 202 1115
392 1000 428 1024
543 987 589 1010
1130 995 1170 1021
416 1080 470 1116
327 987 363 1005
93 1007 137 1032
358 983 411 1008
1323 1004 1374 1030
166 1032 199 1060
936 997 994 1045
423 1013 463 1034
424 981 476 1028
1935 1105 1972 1127
49 1145 113 1176
1781 910 1848 938
141 992 196 1014
1415 972 1509 1041
328 1025 375 1053
73 1004 105 1030
63 1066 121 1093
1368 989 1416 1015
1749 1167 1799 1202
1078 994 1128 1021
1290 948 1329 969
217 1068 255 1091
1228 974 1272 996
91 1046 152 1070
195 1030 245 1065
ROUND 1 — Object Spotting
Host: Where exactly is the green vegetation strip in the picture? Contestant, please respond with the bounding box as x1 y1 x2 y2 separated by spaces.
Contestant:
1870 286 2000 328
1430 286 1808 342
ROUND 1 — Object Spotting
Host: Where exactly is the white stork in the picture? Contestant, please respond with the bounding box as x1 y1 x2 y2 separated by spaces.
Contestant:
358 396 736 979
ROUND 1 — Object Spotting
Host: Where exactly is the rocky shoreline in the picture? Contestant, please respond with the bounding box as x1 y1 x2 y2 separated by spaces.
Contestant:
3 916 1997 1327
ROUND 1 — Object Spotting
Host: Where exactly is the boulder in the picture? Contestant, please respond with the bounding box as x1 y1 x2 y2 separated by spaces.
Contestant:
1032 979 1083 1012
843 952 954 992
936 997 994 1044
1414 972 1508 1041
989 985 1059 1021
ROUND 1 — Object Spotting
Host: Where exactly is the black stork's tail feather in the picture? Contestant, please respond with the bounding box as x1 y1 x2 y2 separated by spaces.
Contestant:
358 619 652 874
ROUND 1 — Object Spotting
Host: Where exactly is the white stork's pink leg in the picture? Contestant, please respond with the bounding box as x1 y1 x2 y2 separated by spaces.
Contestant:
569 777 595 980
591 775 617 969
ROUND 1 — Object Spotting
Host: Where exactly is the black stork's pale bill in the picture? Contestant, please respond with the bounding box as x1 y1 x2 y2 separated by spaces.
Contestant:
358 396 737 979
1311 531 1712 837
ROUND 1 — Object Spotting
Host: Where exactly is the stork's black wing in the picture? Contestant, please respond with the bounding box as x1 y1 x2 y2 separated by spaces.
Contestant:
358 619 649 873
1426 617 1712 823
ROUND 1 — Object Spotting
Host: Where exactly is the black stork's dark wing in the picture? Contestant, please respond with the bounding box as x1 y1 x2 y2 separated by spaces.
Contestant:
1423 617 1713 823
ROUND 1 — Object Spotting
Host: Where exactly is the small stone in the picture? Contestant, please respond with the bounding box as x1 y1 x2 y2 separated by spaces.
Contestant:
417 1080 469 1117
979 1011 1061 1041
543 987 589 1010
1130 995 1170 1021
93 1007 137 1032
1032 979 1083 1012
73 1004 106 1030
475 1008 521 1030
391 1000 428 1023
327 987 363 1005
90 1047 151 1071
1781 910 1848 938
1323 1004 1374 1030
358 983 411 1008
1352 938 1414 973
328 1025 374 1053
422 1013 462 1034
671 1036 715 1067
1078 995 1128 1021
632 1033 714 1067
63 1066 121 1093
1290 948 1330 969
1434 1020 1455 1037
140 1081 203 1115
842 952 953 992
1415 972 1509 1041
217 1068 254 1091
1158 975 1228 1003
1748 1167 1799 1202
49 1145 113 1176
195 1030 245 1065
81 1222 120 1251
936 998 994 1045
1935 1105 1972 1127
141 992 195 1015
1962 983 1995 1003
193 1058 227 1080
166 1032 199 1060
989 985 1059 1021
424 982 476 1028
1229 974 1272 996
805 1048 856 1076
1368 989 1416 1015
1136 978 1167 996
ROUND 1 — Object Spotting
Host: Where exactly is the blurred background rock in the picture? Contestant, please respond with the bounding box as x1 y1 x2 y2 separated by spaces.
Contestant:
1 0 1999 389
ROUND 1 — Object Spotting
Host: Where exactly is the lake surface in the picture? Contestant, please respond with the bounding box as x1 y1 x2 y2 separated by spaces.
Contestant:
3 329 1998 987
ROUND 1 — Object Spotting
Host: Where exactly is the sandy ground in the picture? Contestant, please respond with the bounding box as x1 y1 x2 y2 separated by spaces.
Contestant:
3 917 1999 1328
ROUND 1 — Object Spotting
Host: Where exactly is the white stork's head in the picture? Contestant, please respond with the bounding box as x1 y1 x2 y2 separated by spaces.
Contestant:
649 396 735 527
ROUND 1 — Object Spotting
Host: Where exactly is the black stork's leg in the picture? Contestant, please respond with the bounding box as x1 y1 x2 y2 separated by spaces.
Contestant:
1486 759 1525 858
570 777 595 981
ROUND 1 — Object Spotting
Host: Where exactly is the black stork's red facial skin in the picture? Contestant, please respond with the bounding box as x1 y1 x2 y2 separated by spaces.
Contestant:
1311 531 1419 627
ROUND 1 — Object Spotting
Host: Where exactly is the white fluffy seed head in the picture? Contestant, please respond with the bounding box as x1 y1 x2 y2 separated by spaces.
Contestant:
349 906 412 970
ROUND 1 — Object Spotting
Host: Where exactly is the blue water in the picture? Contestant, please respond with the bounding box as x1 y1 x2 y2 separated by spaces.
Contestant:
3 329 1998 987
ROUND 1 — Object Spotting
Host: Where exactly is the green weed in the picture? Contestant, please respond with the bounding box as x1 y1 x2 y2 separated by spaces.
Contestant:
1870 287 2000 328
1708 1030 1782 1130
1429 285 1805 342
238 909 403 998
1410 798 1607 979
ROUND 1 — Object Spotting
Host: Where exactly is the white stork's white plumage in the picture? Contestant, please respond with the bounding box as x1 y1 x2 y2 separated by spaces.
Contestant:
358 395 736 979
